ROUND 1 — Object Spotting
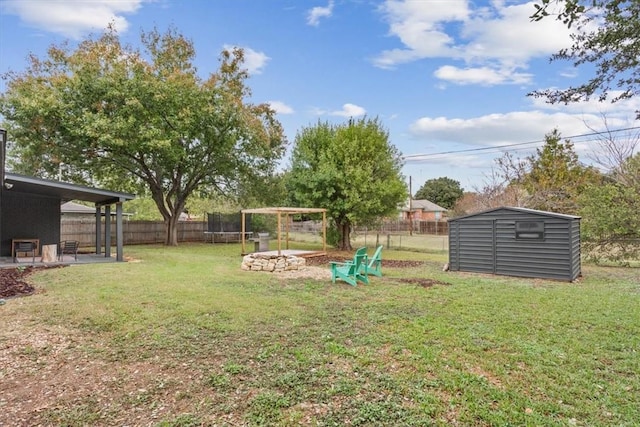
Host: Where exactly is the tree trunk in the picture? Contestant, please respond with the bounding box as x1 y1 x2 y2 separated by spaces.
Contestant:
337 221 352 251
165 215 180 246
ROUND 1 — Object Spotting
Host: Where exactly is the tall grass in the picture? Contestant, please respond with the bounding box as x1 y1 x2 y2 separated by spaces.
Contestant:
2 242 638 426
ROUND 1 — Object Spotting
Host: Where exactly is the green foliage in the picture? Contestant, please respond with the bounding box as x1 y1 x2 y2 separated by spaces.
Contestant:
515 129 602 214
286 117 407 250
579 153 640 264
0 26 286 245
237 171 288 208
530 0 640 119
414 177 464 209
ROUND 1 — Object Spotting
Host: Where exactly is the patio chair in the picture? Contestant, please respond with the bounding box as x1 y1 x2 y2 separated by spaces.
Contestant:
359 245 383 277
14 241 36 264
330 247 369 286
59 240 80 261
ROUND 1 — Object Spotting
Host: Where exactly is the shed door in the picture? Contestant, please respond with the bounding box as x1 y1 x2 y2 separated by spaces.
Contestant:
458 220 495 273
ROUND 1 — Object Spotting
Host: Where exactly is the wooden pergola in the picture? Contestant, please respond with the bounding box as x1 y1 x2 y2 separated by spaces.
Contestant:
240 207 327 256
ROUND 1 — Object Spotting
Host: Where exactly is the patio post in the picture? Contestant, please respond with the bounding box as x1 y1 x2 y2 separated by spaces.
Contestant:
95 206 102 255
116 201 124 261
104 205 111 258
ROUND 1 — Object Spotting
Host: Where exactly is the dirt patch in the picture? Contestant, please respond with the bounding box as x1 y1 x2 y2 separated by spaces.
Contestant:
272 255 438 283
304 254 425 269
395 277 452 288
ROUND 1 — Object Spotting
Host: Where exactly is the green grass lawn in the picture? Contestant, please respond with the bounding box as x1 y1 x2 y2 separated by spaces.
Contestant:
1 243 638 426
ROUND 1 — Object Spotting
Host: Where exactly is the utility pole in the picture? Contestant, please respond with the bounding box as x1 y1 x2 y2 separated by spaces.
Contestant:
408 176 413 236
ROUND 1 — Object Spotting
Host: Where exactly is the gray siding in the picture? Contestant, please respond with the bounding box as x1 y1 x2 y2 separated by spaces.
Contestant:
448 207 581 281
1 191 60 256
454 220 495 274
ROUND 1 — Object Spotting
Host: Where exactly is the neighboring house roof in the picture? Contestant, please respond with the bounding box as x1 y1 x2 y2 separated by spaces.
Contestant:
5 173 135 204
61 201 133 216
402 199 447 212
61 201 96 214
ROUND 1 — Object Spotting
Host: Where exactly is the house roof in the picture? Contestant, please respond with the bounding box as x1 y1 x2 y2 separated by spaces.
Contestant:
5 173 135 205
402 199 447 212
61 201 97 214
61 201 133 216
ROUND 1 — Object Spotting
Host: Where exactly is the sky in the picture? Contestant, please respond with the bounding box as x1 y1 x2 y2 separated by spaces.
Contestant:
1 0 639 194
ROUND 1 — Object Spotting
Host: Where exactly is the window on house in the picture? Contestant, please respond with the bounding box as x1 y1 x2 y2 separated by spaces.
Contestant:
516 220 544 240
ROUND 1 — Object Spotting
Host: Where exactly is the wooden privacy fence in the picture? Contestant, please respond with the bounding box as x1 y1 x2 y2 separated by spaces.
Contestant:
61 219 449 248
353 220 449 235
61 220 207 247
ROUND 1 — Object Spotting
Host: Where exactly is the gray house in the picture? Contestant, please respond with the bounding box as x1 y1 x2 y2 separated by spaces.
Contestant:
448 207 581 281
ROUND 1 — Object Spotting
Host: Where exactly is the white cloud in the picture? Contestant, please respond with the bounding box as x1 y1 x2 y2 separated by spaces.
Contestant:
410 110 597 147
307 1 334 27
268 101 294 114
406 101 637 170
434 65 532 85
1 0 144 38
374 0 573 86
330 103 366 118
223 45 270 75
403 95 639 177
374 0 469 68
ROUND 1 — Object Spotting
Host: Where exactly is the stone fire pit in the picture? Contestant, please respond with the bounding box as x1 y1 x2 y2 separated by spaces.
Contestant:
241 253 306 273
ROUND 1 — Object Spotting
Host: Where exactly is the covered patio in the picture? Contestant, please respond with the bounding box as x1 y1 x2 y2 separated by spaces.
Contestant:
0 173 135 266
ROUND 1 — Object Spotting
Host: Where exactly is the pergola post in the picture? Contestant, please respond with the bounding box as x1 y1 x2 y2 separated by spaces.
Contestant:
322 211 327 252
241 211 246 254
277 212 282 255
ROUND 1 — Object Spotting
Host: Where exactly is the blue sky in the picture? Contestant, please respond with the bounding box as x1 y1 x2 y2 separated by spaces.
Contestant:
1 0 638 194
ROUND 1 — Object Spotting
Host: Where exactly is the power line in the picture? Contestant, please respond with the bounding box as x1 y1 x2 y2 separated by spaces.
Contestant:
402 126 640 161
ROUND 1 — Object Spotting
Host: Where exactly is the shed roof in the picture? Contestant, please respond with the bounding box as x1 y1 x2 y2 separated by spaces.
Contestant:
5 173 135 205
449 206 581 222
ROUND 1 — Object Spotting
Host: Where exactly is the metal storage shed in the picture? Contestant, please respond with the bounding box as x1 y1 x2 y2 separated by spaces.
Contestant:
448 207 581 281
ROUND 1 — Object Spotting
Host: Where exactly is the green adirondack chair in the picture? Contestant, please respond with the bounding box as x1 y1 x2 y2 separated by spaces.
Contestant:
330 247 369 286
360 245 383 277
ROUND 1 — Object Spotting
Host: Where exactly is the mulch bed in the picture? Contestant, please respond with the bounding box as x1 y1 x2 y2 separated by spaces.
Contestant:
1 267 37 299
0 265 65 299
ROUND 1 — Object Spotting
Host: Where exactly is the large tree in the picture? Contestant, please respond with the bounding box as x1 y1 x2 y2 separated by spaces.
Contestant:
579 155 640 264
0 27 285 245
477 129 601 214
286 118 406 250
521 129 602 214
530 0 640 119
414 177 463 210
579 125 639 263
